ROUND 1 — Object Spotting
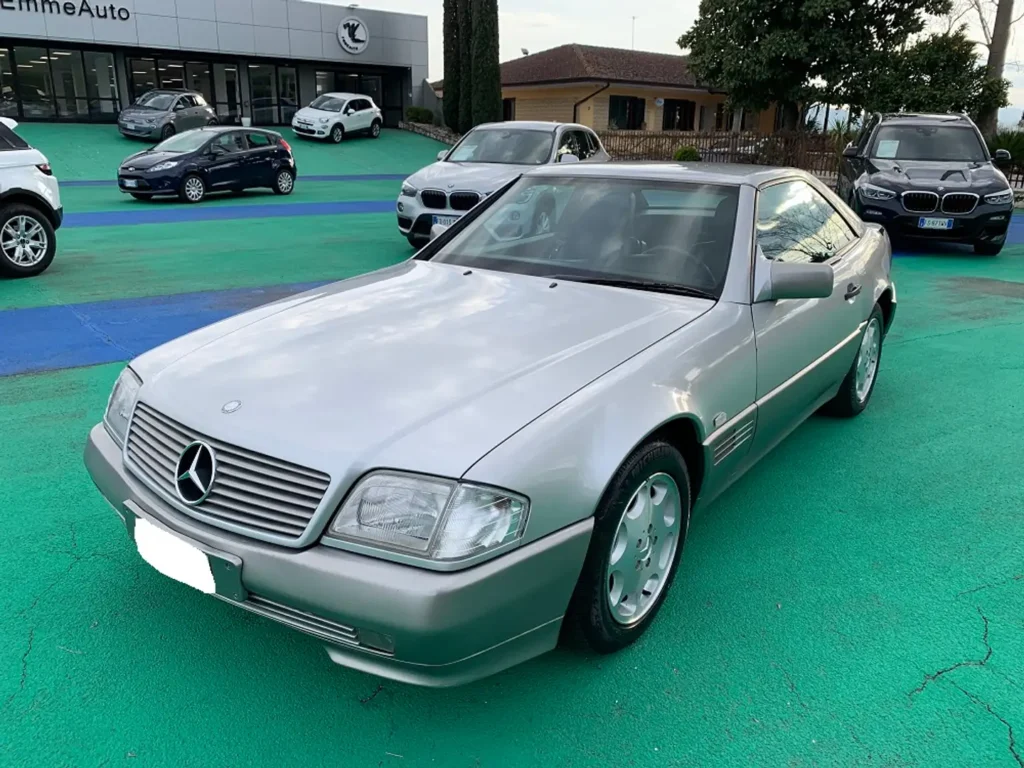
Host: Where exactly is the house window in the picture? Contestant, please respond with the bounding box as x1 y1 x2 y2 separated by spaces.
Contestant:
741 110 760 131
503 98 515 121
715 103 729 131
608 95 646 130
662 99 696 131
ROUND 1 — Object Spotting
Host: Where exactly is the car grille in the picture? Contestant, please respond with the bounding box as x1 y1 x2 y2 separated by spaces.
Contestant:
902 191 939 213
941 192 978 214
420 189 447 209
126 402 331 541
449 191 480 211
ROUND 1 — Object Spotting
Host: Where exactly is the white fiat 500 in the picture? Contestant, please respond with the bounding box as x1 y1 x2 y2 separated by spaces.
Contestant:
291 92 383 143
397 121 609 246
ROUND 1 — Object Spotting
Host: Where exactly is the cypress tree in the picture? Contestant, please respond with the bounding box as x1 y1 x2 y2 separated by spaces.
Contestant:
470 0 502 127
442 0 460 130
457 0 475 134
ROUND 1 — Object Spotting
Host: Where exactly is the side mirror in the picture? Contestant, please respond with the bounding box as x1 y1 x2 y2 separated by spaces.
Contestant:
437 150 447 161
174 103 185 111
763 261 834 301
994 148 1012 165
429 223 450 240
559 153 580 164
842 144 859 158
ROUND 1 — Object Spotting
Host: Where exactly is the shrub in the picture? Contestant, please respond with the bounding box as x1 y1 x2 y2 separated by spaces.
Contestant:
988 129 1024 168
673 145 701 162
405 106 434 124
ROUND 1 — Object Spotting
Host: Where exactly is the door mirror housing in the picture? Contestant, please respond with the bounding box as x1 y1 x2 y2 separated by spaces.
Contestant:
437 149 448 161
558 153 580 164
762 261 835 301
174 102 185 111
842 144 859 158
994 148 1012 166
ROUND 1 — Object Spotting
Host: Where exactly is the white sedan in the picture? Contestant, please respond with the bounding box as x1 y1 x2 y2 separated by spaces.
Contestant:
397 121 609 246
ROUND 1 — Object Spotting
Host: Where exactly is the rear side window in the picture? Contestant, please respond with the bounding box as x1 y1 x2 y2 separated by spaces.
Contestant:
0 123 30 151
247 132 273 148
194 94 208 106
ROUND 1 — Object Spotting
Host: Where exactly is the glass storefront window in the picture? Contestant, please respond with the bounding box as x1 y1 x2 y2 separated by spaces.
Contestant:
315 71 332 97
278 66 298 123
158 60 185 90
129 58 156 99
337 73 359 93
213 64 241 124
248 64 277 125
49 50 88 120
359 75 381 105
13 47 55 119
84 51 118 120
0 49 17 118
185 62 213 105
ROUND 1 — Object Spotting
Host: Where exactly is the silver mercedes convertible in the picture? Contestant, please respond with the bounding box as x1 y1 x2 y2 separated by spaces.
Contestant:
85 163 896 687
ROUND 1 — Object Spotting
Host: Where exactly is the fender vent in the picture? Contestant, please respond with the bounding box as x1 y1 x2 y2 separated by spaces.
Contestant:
713 420 754 466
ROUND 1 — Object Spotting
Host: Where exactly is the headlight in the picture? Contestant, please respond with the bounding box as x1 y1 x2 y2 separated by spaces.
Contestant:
319 117 329 124
400 183 418 197
150 161 178 172
327 471 529 561
859 184 896 201
104 367 142 446
985 189 1013 205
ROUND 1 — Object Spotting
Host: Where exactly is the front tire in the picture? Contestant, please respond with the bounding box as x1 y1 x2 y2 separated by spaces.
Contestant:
330 124 345 144
0 204 57 278
273 168 295 195
974 240 1003 255
825 304 885 417
565 440 691 654
179 174 206 203
160 124 175 141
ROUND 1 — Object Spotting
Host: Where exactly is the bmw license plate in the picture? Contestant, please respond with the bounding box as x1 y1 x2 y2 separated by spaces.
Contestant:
918 217 953 230
432 214 460 227
123 179 138 188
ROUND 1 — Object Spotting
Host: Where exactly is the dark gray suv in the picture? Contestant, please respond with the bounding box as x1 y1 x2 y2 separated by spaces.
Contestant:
837 112 1014 255
118 89 218 142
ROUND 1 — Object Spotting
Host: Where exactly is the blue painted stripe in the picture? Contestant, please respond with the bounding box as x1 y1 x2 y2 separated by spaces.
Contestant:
63 199 394 228
0 281 328 377
62 173 407 188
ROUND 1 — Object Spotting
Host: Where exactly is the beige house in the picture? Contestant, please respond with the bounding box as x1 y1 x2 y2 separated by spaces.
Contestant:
432 44 779 133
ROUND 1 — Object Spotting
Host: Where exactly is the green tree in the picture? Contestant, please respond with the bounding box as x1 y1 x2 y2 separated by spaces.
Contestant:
861 30 1008 118
442 0 460 130
679 0 951 130
470 0 502 126
457 0 474 134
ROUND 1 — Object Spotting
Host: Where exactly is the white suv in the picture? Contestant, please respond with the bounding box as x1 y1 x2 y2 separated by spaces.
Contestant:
0 117 62 278
290 92 383 143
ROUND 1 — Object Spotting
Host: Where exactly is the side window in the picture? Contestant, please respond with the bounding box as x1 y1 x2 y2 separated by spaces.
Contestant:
756 180 856 264
247 132 273 148
351 98 368 112
212 132 247 154
181 95 197 108
584 131 601 157
854 116 876 155
556 131 584 159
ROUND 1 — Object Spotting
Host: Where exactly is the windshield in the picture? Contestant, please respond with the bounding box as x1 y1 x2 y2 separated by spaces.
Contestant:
134 92 176 111
446 129 554 165
871 125 988 162
309 95 346 112
430 177 740 296
152 130 210 153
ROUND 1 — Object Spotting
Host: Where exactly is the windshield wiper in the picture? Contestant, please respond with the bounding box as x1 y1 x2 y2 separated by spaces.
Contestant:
545 275 717 301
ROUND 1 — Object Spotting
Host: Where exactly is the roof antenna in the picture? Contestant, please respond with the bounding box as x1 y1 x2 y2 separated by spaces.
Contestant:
631 16 638 49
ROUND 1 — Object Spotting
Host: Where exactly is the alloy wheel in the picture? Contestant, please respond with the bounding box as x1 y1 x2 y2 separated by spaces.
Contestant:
854 317 881 402
184 177 205 202
1 215 48 267
277 171 294 193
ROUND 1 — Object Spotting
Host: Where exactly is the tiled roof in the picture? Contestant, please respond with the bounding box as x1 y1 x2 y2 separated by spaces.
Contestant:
432 44 716 91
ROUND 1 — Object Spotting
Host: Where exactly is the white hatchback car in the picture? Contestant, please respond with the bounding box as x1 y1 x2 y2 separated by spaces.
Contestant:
397 121 609 246
290 92 383 143
0 117 63 278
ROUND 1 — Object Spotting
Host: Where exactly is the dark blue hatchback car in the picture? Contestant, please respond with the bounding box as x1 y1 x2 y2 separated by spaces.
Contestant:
117 127 297 203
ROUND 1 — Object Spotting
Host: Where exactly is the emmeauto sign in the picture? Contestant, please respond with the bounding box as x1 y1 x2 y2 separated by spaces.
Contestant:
0 0 131 20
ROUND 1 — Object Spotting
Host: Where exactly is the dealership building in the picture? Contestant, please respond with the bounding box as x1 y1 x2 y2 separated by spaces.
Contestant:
0 0 428 127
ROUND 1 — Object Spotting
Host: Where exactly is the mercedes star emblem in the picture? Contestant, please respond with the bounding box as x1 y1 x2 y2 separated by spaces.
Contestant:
221 400 242 414
174 441 216 505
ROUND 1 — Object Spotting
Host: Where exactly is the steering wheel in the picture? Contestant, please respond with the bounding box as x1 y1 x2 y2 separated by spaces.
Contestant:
634 244 718 287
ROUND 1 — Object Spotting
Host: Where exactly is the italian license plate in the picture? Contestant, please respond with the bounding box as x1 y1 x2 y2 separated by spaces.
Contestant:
918 217 953 230
125 123 136 130
134 517 216 594
432 214 460 227
123 179 138 188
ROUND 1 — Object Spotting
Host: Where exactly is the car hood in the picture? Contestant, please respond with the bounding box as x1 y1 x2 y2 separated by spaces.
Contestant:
119 107 167 120
865 158 1009 191
119 150 187 170
404 162 533 194
132 260 711 482
293 107 341 122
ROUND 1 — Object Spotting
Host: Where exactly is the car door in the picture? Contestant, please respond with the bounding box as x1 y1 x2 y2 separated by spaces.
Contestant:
350 98 371 132
748 177 873 459
204 131 248 188
242 131 277 186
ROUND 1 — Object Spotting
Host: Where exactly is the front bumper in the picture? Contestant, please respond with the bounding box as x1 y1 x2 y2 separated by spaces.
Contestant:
857 198 1013 244
117 172 180 194
84 424 592 686
118 122 162 140
53 205 63 230
292 121 329 139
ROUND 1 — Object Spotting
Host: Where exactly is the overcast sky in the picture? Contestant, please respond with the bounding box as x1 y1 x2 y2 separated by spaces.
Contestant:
348 0 1024 110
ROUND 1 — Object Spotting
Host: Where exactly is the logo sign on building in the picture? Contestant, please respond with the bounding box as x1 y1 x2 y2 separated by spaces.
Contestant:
655 98 665 107
337 16 369 55
0 0 131 21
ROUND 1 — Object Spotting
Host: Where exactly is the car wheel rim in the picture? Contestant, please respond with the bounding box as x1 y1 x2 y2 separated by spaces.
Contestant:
332 127 342 141
278 172 293 193
372 124 380 137
184 178 204 201
606 472 682 626
1 215 47 267
854 317 881 402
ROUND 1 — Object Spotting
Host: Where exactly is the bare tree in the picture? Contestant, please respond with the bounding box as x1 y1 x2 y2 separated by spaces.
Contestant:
976 0 1015 136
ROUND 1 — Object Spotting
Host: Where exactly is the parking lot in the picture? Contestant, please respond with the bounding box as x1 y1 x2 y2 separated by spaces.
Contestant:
2 124 1023 767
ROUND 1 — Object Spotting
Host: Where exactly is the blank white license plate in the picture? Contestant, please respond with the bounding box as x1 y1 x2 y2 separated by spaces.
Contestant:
432 215 460 227
123 179 138 188
125 123 136 130
134 517 215 594
918 217 953 230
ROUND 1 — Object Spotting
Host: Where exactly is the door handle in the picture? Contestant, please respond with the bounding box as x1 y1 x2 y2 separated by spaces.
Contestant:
844 283 862 300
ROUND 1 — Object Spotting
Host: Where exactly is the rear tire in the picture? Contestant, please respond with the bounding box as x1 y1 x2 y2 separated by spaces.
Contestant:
825 304 885 417
565 440 691 654
330 124 345 144
974 240 1003 255
370 120 382 139
0 204 57 278
179 174 206 203
273 168 295 195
